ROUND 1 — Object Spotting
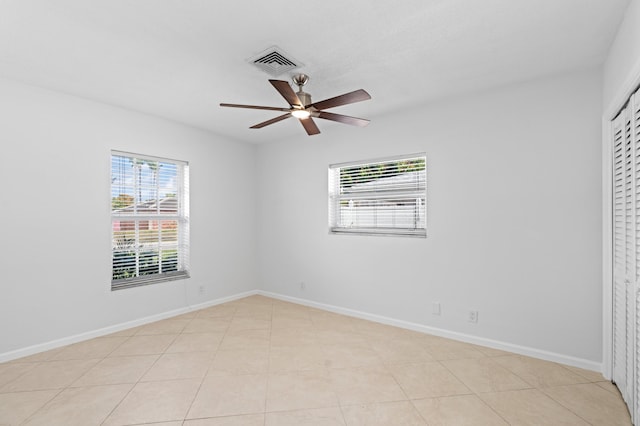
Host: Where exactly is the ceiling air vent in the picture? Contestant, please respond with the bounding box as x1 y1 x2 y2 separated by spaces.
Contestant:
248 46 302 77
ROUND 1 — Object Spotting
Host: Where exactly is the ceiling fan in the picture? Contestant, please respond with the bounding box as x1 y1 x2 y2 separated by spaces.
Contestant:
220 74 371 136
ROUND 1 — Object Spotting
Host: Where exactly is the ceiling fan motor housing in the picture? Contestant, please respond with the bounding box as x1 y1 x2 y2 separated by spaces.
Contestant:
297 91 312 107
293 74 311 107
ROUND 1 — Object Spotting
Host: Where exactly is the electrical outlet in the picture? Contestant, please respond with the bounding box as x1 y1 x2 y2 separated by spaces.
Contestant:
299 282 306 290
198 285 204 295
468 310 478 323
432 302 441 316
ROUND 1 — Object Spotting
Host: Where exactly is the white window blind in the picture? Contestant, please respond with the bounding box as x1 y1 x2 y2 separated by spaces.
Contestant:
111 151 190 290
328 154 426 237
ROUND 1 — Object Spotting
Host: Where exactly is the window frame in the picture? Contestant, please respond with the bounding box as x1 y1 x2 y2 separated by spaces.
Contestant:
328 153 427 238
110 151 190 290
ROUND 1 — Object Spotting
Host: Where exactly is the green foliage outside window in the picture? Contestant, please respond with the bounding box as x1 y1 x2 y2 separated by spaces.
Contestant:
339 158 425 188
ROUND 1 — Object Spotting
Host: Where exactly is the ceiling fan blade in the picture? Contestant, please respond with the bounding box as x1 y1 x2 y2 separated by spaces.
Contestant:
299 117 321 135
309 89 371 111
317 111 370 127
220 103 290 112
269 80 303 107
250 113 292 129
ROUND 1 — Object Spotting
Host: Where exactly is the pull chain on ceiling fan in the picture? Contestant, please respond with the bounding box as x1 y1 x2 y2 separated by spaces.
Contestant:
220 74 371 136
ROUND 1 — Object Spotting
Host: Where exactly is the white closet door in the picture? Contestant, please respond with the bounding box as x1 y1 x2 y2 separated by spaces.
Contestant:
613 88 640 424
613 105 629 405
625 100 636 416
632 89 640 423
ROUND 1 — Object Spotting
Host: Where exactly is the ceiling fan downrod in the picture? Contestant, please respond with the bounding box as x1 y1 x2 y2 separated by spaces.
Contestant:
292 73 311 107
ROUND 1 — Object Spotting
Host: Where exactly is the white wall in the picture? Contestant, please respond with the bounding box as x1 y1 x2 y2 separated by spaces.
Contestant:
604 0 640 112
0 78 256 356
256 68 603 365
0 62 608 366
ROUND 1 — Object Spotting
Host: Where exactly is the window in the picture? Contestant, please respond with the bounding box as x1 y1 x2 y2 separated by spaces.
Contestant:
111 151 190 290
328 154 426 237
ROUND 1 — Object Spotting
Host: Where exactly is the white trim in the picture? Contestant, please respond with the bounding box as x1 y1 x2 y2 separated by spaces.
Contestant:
110 151 190 290
329 152 426 169
187 290 258 311
259 290 602 372
328 154 427 237
0 290 258 363
111 149 188 167
1 287 601 371
602 58 640 381
602 116 614 380
605 56 640 121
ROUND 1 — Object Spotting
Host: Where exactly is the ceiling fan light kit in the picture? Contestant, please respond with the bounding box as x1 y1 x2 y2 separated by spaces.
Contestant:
291 109 311 119
220 73 371 136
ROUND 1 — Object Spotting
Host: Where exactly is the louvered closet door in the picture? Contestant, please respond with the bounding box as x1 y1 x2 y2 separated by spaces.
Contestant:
624 101 636 417
632 89 640 423
613 105 630 407
613 88 640 424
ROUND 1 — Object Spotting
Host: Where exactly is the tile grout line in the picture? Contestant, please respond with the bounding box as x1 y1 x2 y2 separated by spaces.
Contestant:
181 305 235 423
16 387 66 426
99 324 183 425
538 383 624 426
8 335 139 425
263 300 274 426
0 361 42 394
436 356 515 425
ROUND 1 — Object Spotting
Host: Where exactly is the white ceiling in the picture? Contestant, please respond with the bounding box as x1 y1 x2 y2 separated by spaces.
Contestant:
0 0 630 144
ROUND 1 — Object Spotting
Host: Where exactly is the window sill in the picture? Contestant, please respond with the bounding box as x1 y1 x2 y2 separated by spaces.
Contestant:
111 271 190 291
329 228 426 238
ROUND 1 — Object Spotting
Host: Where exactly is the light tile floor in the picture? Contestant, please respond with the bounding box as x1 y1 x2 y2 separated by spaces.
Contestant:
0 295 632 425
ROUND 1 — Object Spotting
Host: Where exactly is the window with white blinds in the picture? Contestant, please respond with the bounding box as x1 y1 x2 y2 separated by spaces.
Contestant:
328 154 426 237
111 151 190 290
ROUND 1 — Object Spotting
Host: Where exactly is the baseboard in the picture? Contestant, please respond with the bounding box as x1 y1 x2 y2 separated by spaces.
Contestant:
0 289 259 363
2 288 602 373
259 290 602 373
186 289 259 312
